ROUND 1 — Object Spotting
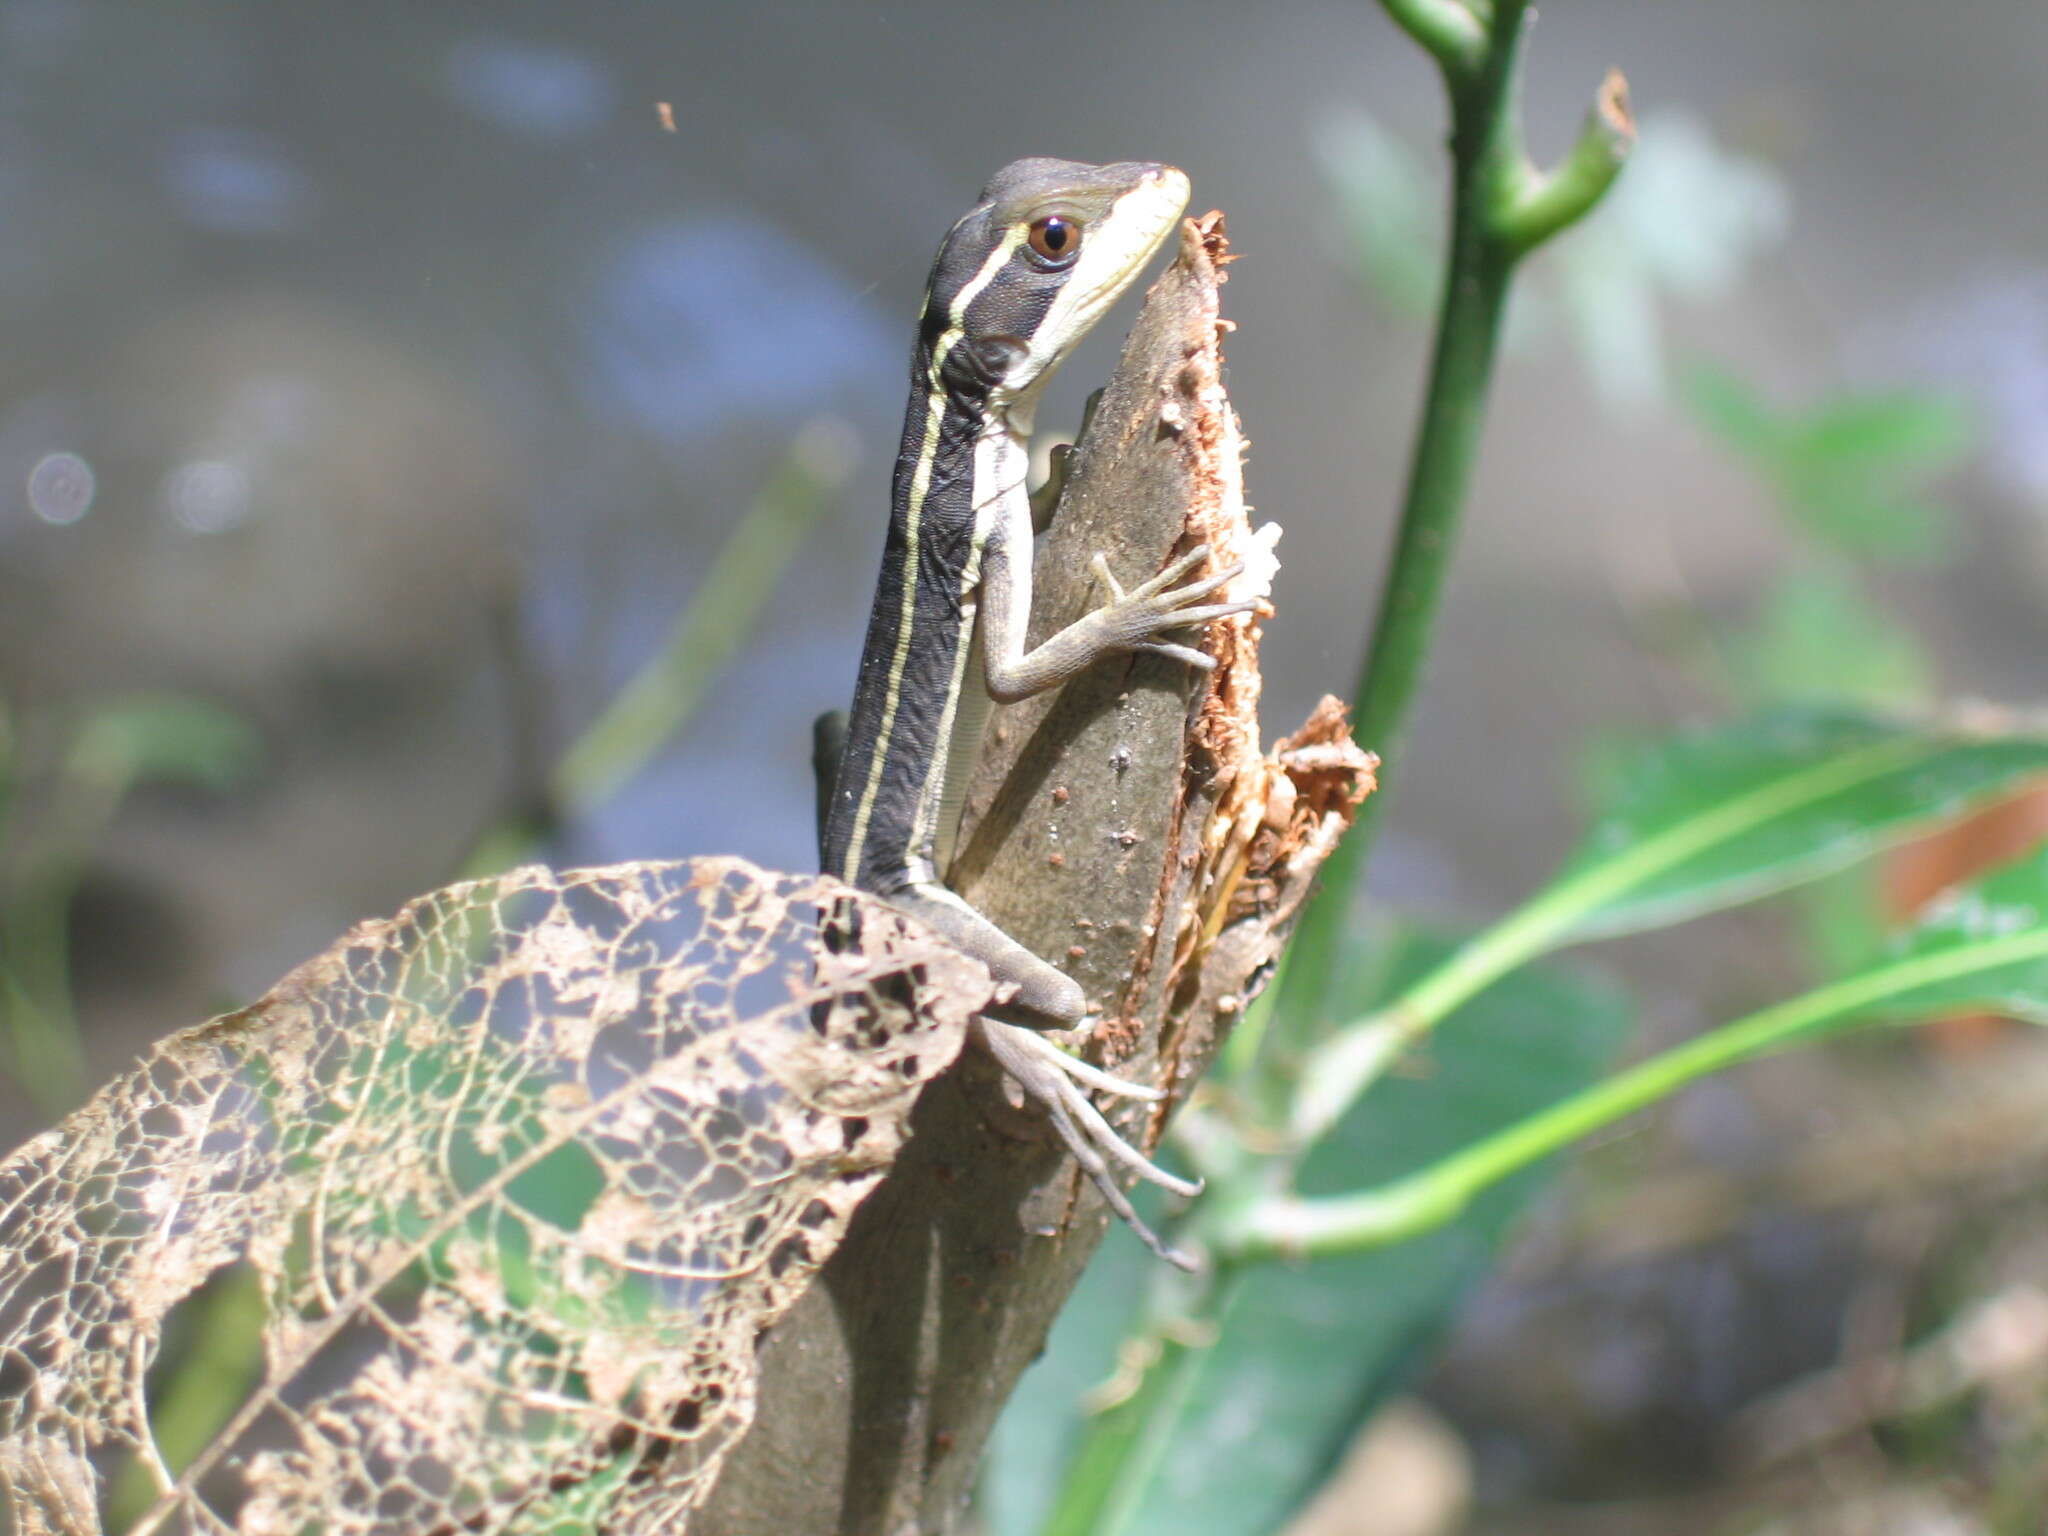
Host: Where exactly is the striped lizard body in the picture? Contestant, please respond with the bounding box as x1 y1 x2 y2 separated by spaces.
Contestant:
819 159 1252 1265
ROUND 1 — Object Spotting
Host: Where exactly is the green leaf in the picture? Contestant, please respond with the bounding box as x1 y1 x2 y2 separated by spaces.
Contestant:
1792 863 1892 982
1786 484 1945 562
987 937 1627 1536
1777 476 1957 564
1842 840 2048 1028
1682 362 1786 461
1730 569 1934 709
1337 710 2048 1141
1797 392 1972 475
1561 708 2048 941
1235 841 2048 1281
1682 365 1973 565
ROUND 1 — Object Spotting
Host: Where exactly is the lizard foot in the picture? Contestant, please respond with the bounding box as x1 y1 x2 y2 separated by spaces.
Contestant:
976 1018 1201 1271
1088 544 1258 672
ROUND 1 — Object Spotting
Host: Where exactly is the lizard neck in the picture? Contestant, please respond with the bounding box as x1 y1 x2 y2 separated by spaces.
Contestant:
822 357 997 891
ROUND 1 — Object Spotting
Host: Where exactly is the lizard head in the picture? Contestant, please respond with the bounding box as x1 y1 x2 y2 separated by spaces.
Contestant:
917 157 1190 414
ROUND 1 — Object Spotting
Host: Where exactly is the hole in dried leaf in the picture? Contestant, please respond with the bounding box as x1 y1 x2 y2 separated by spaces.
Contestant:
506 1141 605 1229
767 1237 809 1279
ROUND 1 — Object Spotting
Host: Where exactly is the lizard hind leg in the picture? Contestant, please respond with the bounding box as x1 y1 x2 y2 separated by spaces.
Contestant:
881 883 1087 1023
880 882 1203 1269
977 1018 1200 1271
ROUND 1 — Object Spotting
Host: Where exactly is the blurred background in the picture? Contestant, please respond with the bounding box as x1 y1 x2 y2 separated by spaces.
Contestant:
2 1 2045 1530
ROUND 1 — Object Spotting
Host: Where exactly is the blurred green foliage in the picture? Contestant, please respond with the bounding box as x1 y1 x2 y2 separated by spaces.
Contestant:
0 691 260 1115
1001 701 2048 1534
998 28 2042 1536
1685 366 1973 565
1682 363 1976 718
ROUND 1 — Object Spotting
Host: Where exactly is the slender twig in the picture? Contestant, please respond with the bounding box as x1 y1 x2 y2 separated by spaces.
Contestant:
459 420 852 879
2 742 130 1112
1494 68 1633 256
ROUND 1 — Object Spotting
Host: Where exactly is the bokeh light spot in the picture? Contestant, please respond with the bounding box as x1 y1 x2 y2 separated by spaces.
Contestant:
28 450 93 525
163 459 253 535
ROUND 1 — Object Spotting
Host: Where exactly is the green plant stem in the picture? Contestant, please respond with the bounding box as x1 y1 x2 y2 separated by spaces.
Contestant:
1228 925 2048 1261
459 420 851 880
1378 0 1486 78
1041 8 1633 1523
1493 69 1633 256
1274 0 1525 1034
104 1266 267 1529
2 755 127 1113
1276 0 1631 1045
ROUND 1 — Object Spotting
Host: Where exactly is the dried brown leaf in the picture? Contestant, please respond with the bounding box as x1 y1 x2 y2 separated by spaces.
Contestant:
0 858 993 1534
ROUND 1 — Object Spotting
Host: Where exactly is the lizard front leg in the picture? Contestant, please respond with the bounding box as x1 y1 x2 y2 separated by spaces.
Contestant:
939 530 1253 1268
979 536 1251 703
883 880 1203 1268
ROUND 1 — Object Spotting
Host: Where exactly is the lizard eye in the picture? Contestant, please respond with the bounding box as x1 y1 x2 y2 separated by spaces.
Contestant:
1026 214 1082 268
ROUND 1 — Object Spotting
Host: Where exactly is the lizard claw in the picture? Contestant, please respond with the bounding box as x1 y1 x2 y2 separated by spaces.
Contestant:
976 1019 1202 1270
1133 640 1216 670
